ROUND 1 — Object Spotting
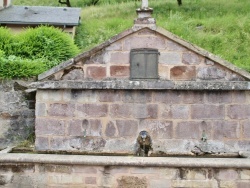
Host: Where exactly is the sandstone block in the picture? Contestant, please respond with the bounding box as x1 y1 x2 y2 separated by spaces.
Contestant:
197 67 226 80
76 104 108 118
124 36 165 50
206 91 232 103
133 104 158 119
182 91 205 104
110 52 129 64
98 90 121 102
160 104 189 119
86 66 106 80
36 118 65 136
191 104 224 119
110 104 132 118
170 66 196 80
153 91 182 104
35 137 49 150
159 52 182 65
175 121 212 139
122 91 152 103
105 121 116 137
242 120 250 139
213 121 240 140
48 103 75 117
227 105 250 119
182 52 203 65
216 169 239 180
110 65 130 78
116 120 138 137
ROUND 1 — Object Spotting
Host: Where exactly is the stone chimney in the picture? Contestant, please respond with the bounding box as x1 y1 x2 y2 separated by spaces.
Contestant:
133 0 156 31
0 0 12 10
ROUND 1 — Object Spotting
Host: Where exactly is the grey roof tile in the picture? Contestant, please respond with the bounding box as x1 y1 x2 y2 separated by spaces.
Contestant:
0 5 81 26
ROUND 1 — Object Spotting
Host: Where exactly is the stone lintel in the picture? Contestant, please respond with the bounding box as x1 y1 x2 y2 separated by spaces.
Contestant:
29 80 250 90
0 153 250 168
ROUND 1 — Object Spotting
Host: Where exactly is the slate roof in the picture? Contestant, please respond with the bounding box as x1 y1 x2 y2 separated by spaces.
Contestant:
0 5 81 26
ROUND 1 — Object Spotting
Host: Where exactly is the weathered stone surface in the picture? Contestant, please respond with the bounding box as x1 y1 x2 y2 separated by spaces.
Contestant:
213 121 240 140
242 120 250 139
123 35 166 50
62 69 84 80
117 176 147 188
197 67 226 80
153 90 182 104
205 91 232 103
166 40 187 52
105 121 116 137
76 104 108 118
227 105 250 119
110 52 129 64
191 105 224 119
175 121 212 139
110 104 132 118
110 65 130 78
159 52 182 65
139 120 173 139
86 66 106 80
170 66 196 80
98 90 121 102
48 103 75 117
35 137 49 150
160 104 189 119
116 120 138 137
36 118 65 136
182 52 204 65
122 90 152 103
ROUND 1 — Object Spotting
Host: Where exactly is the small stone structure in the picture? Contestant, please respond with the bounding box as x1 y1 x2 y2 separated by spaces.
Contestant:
0 80 35 149
31 3 250 156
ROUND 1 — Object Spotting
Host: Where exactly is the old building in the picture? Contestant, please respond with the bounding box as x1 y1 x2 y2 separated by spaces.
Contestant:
0 0 81 37
31 3 250 157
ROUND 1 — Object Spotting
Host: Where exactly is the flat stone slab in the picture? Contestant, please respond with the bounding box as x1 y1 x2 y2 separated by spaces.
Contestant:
0 153 250 168
29 80 250 90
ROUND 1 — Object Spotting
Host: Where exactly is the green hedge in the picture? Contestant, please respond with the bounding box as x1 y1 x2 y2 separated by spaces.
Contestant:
0 26 79 79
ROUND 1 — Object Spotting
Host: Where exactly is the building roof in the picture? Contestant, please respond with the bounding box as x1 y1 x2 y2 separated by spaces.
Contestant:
0 5 81 26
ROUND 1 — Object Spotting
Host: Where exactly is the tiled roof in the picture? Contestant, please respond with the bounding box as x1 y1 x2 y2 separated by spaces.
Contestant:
0 5 81 26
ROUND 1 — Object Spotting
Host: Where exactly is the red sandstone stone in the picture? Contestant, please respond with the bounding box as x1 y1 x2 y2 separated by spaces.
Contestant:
242 120 250 139
105 121 116 137
133 104 158 119
48 103 75 117
110 65 130 78
85 177 97 185
86 66 106 80
170 66 196 80
160 104 189 119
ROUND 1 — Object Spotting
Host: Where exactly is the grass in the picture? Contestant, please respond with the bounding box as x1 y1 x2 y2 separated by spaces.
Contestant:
13 0 250 72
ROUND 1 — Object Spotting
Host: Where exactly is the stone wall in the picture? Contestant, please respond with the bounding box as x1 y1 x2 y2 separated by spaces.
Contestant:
0 80 35 149
0 154 250 188
35 88 250 155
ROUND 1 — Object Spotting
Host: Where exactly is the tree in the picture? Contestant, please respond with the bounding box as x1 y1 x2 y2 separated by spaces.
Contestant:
58 0 71 7
177 0 182 6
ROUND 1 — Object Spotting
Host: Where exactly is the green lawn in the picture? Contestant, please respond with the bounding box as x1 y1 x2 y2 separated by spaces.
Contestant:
13 0 250 72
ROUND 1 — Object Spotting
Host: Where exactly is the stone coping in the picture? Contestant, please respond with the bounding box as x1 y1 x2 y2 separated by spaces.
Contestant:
0 153 250 168
29 80 250 90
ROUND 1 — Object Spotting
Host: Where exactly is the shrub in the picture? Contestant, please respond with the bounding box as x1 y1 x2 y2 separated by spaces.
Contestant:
0 27 15 56
0 55 47 79
15 26 79 62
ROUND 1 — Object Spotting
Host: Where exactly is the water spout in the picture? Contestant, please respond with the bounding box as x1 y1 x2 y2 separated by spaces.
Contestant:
136 131 152 157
